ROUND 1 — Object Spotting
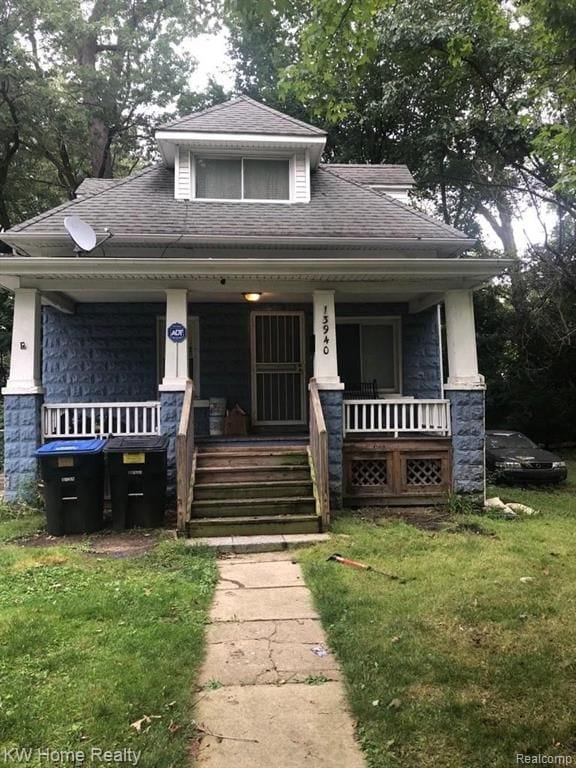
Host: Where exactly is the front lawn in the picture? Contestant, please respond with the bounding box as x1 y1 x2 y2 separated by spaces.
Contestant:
0 510 217 767
299 454 576 767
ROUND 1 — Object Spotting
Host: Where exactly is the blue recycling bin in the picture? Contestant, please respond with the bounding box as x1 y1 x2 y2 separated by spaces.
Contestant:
35 439 107 535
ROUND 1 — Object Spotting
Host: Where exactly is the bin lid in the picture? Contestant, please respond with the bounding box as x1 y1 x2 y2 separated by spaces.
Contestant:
35 439 107 456
104 435 169 453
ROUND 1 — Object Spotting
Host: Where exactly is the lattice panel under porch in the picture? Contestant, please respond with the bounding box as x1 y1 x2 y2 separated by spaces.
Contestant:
406 458 443 486
351 459 388 487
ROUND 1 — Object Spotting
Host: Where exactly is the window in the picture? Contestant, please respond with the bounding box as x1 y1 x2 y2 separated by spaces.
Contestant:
195 157 290 200
337 319 401 394
157 316 200 391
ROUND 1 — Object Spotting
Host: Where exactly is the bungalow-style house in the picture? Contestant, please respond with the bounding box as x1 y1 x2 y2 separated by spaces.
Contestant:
0 96 511 536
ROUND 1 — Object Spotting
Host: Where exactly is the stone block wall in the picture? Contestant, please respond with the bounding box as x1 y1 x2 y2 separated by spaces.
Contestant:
43 304 159 403
159 391 185 498
446 389 485 497
402 308 442 399
318 389 344 510
3 395 43 501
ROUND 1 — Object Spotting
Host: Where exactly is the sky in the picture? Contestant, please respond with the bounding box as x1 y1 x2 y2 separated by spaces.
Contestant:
187 30 550 253
186 30 235 91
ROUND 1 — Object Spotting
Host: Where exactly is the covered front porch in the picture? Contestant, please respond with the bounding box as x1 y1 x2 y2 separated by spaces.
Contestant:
1 256 492 532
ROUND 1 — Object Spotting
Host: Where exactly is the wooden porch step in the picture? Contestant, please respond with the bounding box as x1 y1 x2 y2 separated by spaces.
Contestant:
196 443 307 453
191 496 317 518
195 465 312 483
194 480 314 501
187 514 321 538
196 450 308 468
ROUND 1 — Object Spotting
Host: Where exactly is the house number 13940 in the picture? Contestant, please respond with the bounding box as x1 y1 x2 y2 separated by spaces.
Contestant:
322 305 330 355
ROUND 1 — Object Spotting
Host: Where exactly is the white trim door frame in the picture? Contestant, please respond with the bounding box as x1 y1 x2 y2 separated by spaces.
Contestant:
250 311 307 426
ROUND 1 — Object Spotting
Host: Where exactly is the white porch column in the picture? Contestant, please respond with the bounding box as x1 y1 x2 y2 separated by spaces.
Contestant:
159 289 190 391
2 288 44 394
444 289 485 389
312 290 343 390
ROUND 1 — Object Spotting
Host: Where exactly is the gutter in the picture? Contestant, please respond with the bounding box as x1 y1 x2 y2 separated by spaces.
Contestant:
0 256 515 277
1 232 476 249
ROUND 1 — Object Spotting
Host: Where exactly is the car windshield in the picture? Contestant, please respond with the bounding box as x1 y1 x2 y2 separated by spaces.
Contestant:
486 433 537 450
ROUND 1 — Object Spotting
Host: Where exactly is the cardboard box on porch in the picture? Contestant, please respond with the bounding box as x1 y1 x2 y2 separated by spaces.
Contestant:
224 404 248 436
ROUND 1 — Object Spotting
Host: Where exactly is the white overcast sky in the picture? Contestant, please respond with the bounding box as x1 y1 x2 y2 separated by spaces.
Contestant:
186 30 235 91
188 29 550 251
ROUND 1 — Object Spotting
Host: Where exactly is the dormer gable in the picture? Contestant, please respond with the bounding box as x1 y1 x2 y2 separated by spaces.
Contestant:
155 96 327 204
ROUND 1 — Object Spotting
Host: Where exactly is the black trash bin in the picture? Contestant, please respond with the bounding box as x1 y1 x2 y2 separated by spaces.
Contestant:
35 439 107 535
104 436 169 530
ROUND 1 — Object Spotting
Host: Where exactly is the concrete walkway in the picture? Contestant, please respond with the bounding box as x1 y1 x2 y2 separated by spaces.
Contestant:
194 552 366 767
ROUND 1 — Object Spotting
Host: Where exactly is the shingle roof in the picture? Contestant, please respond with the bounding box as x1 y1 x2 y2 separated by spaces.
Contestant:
75 178 123 196
6 164 470 244
157 96 327 137
323 164 414 187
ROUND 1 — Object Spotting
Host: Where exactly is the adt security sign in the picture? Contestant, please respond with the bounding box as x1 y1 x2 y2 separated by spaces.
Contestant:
167 322 186 343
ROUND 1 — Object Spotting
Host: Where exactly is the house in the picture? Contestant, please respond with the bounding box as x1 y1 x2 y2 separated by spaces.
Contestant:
0 96 512 535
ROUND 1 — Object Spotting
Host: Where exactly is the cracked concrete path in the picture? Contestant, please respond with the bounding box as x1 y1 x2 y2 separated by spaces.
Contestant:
193 552 366 767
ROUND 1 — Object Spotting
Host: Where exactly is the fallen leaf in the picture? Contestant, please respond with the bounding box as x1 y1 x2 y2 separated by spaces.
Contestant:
168 720 181 734
130 714 161 733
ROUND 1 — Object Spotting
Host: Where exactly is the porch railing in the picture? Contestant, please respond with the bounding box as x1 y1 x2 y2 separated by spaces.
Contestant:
42 401 161 439
343 398 451 437
308 379 330 529
176 380 195 534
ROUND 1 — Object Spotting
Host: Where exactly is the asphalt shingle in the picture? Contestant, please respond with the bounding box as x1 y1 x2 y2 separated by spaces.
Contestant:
6 164 468 243
157 96 327 137
323 164 414 187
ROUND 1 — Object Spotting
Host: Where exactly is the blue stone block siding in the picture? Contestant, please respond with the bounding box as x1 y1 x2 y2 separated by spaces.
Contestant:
318 389 343 510
43 304 159 403
402 309 442 399
159 391 185 498
3 395 43 501
335 303 442 399
446 389 485 496
42 300 441 411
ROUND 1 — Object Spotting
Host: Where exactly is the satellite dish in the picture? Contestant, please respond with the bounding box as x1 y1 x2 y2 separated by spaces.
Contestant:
64 215 97 252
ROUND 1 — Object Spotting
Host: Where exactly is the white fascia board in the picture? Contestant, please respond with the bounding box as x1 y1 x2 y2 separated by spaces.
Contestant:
155 132 326 168
0 256 514 280
155 130 327 145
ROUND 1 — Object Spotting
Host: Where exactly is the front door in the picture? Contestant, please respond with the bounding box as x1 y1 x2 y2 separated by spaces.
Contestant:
250 311 306 425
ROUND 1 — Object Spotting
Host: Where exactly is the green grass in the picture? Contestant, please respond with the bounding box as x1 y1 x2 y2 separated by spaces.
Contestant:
0 501 45 542
0 516 218 767
299 453 576 767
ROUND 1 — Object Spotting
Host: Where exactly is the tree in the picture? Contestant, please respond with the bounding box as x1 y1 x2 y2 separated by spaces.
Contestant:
0 0 216 234
227 0 576 252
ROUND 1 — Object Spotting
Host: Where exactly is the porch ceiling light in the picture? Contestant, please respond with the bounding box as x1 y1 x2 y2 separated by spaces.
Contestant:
243 292 262 302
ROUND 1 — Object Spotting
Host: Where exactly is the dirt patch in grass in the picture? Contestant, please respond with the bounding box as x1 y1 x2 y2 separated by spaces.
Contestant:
15 528 172 558
349 505 451 530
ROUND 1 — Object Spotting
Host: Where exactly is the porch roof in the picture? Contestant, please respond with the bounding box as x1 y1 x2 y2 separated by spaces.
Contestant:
3 164 473 252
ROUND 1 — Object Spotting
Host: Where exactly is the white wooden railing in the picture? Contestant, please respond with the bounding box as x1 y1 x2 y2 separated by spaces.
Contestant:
343 398 451 437
42 401 161 439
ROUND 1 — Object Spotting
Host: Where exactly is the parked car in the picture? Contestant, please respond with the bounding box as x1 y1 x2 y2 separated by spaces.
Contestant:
486 430 567 484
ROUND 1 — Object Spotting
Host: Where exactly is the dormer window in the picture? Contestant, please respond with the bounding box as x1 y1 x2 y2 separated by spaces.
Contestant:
195 158 290 201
